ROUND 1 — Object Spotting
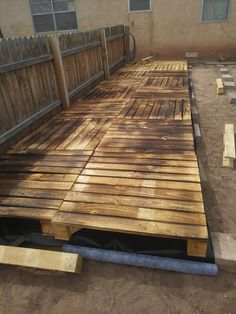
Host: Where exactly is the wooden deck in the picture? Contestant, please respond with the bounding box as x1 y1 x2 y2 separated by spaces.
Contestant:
0 60 208 257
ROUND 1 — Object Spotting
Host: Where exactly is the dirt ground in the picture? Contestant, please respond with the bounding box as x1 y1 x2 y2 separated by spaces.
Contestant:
193 64 236 234
0 65 236 314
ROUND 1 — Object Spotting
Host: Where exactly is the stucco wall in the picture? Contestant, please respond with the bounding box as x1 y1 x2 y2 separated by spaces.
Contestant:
0 0 236 59
0 0 34 37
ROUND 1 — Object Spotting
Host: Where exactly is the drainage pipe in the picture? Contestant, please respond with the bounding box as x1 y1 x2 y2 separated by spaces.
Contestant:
63 245 218 277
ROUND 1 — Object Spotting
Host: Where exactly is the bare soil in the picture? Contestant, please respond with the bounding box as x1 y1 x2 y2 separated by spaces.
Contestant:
193 65 236 234
0 65 236 314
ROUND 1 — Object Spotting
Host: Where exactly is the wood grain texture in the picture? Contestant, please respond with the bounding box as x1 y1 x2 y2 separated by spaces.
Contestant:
0 245 82 273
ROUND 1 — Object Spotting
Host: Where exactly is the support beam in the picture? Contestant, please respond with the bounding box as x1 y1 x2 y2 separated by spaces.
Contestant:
49 36 70 109
223 124 235 168
124 26 130 64
0 245 83 273
100 29 110 79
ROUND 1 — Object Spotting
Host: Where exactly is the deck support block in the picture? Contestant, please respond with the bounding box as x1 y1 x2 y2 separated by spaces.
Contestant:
187 239 208 257
52 224 81 240
40 220 54 236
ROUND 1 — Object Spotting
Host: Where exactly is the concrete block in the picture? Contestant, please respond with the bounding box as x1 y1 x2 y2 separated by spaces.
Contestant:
220 68 230 74
229 93 236 104
222 74 234 82
211 232 236 273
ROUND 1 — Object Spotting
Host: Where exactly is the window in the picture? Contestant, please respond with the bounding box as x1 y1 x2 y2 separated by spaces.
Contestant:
129 0 151 12
29 0 78 32
202 0 231 21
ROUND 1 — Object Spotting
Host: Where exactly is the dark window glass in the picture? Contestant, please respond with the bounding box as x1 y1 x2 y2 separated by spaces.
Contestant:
32 14 55 32
30 0 52 14
202 0 230 21
129 0 150 12
55 12 78 30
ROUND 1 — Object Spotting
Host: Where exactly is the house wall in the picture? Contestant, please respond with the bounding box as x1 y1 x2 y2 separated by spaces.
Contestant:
0 0 34 37
0 0 236 59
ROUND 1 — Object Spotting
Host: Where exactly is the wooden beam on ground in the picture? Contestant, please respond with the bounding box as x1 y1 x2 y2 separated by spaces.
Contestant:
223 124 236 168
216 78 224 95
100 29 110 79
0 245 83 273
49 36 70 109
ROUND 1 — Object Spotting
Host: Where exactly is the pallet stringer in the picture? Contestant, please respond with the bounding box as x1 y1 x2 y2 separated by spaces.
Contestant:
187 239 208 258
52 223 82 240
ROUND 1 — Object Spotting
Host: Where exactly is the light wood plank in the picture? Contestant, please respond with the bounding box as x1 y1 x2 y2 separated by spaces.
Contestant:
0 245 82 273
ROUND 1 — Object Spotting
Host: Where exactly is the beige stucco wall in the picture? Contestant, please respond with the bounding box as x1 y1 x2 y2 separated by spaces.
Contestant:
0 0 34 37
0 0 236 59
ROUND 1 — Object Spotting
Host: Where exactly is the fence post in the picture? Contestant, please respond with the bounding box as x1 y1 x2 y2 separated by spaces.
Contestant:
124 26 130 64
49 36 70 109
100 29 110 79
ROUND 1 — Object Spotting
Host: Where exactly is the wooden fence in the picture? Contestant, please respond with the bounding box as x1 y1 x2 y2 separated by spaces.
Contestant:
0 25 129 148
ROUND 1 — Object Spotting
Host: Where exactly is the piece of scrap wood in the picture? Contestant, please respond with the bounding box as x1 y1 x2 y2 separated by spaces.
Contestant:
140 56 153 64
216 78 224 95
223 124 235 168
0 245 83 273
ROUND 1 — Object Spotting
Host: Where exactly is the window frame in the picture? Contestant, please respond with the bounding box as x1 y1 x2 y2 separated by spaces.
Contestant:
29 0 78 33
128 0 152 13
201 0 232 23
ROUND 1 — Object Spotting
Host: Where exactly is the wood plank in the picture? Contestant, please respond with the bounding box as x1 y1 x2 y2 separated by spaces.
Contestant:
52 212 208 240
0 196 62 209
64 191 204 213
223 124 235 164
0 246 82 273
60 201 206 225
77 175 202 191
0 206 56 220
0 179 73 190
72 182 203 202
85 162 199 175
81 169 200 182
0 188 67 200
216 78 224 95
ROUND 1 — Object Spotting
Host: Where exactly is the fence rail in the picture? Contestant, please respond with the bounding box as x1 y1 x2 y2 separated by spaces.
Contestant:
0 25 128 147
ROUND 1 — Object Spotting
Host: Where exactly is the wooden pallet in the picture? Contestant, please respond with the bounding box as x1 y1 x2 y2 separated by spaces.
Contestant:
0 60 209 258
